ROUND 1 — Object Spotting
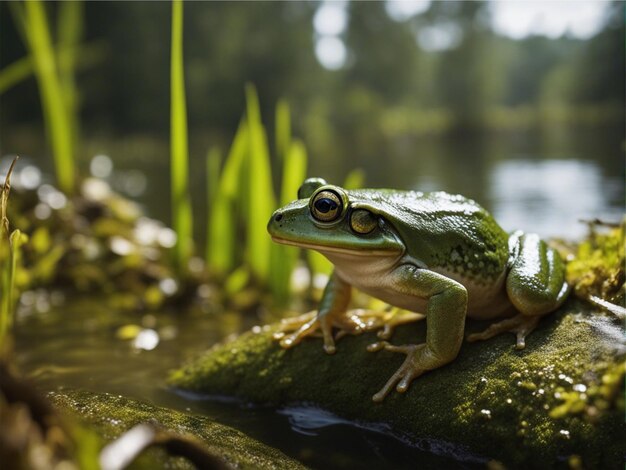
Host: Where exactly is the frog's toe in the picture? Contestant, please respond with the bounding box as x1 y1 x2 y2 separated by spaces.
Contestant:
335 308 424 340
467 313 540 350
332 309 389 338
273 311 318 341
276 311 317 330
320 317 338 354
370 342 428 402
278 317 320 349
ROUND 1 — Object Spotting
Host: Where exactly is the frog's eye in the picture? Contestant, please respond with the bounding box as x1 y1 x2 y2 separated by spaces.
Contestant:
311 190 343 222
350 209 377 234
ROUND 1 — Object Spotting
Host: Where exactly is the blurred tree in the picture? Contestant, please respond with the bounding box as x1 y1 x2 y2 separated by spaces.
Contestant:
0 0 622 147
46 2 318 135
502 36 578 107
184 2 319 131
432 1 506 131
344 1 421 103
569 1 624 106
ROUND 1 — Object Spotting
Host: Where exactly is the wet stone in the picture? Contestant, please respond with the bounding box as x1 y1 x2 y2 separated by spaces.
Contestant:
170 302 625 469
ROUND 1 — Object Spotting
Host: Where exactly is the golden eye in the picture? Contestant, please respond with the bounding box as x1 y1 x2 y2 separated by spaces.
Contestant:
311 190 342 222
350 209 377 234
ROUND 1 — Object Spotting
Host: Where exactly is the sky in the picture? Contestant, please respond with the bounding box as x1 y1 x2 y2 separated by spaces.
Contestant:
488 0 611 39
313 0 613 69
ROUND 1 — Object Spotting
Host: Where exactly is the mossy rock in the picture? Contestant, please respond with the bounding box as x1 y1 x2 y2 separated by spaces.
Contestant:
169 300 625 469
49 389 305 469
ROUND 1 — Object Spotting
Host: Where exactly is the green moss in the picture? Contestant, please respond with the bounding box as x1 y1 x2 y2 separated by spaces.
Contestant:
567 225 625 306
49 389 305 470
169 302 625 468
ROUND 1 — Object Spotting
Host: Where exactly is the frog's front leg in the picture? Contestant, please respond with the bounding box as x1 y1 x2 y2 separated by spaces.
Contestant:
274 271 358 354
467 232 569 349
369 266 467 402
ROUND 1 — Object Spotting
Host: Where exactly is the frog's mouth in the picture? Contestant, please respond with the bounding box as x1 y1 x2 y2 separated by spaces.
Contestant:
271 236 402 257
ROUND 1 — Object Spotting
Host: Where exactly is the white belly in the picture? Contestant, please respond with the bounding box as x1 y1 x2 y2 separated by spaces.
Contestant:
324 251 512 320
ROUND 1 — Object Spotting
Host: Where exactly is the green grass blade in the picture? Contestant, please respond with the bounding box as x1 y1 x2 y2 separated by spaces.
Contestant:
280 139 307 205
275 99 291 162
206 195 234 276
271 139 308 304
57 0 83 155
221 120 249 197
207 123 248 275
245 84 276 282
206 147 221 220
0 42 108 96
14 1 75 194
205 146 221 266
0 55 33 94
170 0 193 272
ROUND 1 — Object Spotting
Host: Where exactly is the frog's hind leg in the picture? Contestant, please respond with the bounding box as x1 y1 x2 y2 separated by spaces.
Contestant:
467 232 569 349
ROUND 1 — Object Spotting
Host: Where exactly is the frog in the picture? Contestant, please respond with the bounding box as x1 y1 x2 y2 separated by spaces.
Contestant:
267 178 570 402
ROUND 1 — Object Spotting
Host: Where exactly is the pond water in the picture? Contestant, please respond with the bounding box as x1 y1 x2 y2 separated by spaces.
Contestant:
8 125 625 468
319 127 624 240
13 298 482 469
62 125 623 242
7 126 622 240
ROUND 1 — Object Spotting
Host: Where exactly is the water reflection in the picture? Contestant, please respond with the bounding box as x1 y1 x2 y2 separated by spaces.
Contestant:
47 126 619 246
489 159 623 238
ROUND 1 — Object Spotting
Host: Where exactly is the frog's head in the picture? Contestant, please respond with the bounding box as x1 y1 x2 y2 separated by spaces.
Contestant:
267 178 404 257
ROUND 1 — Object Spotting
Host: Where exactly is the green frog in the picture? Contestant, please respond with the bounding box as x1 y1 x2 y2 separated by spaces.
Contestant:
267 178 569 402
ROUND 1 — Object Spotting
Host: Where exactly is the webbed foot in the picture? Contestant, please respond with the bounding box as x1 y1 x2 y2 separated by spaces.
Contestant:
368 341 441 402
272 311 331 352
273 309 389 354
274 307 425 354
466 313 540 349
332 308 424 342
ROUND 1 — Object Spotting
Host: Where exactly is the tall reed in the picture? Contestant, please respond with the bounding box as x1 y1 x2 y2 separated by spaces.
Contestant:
9 1 76 195
275 99 291 161
57 1 83 156
170 0 193 272
244 84 276 282
206 121 249 276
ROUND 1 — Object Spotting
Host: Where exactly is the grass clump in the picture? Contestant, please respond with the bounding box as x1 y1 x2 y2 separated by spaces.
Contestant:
205 88 311 305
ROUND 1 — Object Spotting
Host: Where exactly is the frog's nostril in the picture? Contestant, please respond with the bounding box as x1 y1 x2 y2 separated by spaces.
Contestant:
274 213 283 222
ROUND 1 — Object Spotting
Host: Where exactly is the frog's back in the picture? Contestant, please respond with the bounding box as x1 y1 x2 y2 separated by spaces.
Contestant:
349 189 510 282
